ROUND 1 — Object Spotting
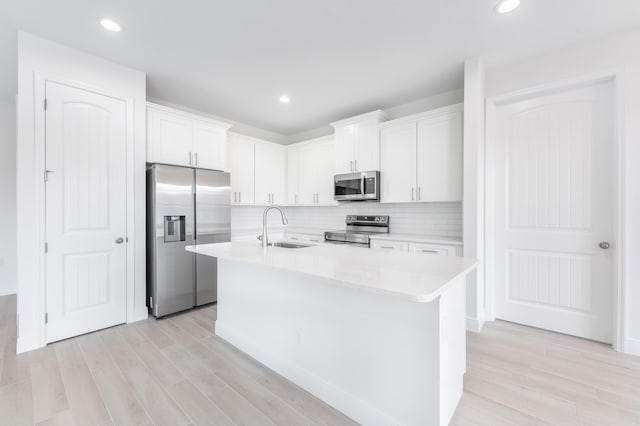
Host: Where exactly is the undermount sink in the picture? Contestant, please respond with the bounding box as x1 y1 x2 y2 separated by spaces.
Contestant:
267 242 313 249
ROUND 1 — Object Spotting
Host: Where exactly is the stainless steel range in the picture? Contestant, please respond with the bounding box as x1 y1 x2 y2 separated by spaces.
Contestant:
324 215 389 247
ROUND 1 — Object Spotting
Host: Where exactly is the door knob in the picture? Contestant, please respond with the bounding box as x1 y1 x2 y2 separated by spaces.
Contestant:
599 241 610 250
116 237 124 244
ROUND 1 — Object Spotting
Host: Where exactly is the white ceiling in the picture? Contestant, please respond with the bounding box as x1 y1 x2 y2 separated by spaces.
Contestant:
1 0 639 137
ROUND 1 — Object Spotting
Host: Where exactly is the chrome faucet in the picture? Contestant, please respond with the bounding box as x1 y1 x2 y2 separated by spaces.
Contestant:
262 206 289 248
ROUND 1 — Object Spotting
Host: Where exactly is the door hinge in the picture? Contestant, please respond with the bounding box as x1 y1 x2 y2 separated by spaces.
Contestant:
44 98 48 110
44 242 48 253
45 313 48 324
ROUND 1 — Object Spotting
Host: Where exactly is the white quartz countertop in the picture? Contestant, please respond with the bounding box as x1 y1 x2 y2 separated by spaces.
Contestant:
187 242 477 303
369 233 463 246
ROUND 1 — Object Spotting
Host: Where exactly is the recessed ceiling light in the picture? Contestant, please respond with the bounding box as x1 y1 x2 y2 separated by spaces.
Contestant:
495 0 520 14
100 18 122 32
279 95 290 104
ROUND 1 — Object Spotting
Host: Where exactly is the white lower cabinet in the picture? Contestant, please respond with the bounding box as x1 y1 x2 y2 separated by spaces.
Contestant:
371 238 461 256
370 240 409 251
408 242 458 256
286 233 324 244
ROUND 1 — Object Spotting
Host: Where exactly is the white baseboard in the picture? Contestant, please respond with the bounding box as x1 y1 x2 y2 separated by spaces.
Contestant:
127 308 149 324
216 322 400 426
466 308 486 333
625 338 640 357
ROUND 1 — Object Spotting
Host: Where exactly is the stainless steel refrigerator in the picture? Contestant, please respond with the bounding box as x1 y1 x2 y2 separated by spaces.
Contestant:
146 164 230 317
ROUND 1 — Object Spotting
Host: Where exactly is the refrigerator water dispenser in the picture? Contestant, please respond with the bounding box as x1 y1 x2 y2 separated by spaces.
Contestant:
164 215 186 242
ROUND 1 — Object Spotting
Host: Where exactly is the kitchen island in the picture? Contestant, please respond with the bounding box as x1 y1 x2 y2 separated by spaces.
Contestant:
186 242 478 426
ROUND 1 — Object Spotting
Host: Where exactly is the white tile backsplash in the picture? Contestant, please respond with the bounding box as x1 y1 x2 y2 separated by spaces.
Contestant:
232 202 462 240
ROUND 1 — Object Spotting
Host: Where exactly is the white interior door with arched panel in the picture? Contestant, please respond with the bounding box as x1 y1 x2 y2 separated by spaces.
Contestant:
45 81 128 343
491 80 615 343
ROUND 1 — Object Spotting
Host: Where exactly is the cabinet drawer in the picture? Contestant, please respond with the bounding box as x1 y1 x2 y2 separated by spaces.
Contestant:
370 240 408 251
286 233 324 244
408 243 456 256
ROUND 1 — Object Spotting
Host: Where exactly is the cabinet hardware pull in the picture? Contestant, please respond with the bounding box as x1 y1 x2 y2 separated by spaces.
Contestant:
239 192 241 203
195 152 198 166
411 187 415 201
354 160 358 171
381 246 394 249
418 187 421 201
234 192 237 203
350 160 353 172
189 151 192 165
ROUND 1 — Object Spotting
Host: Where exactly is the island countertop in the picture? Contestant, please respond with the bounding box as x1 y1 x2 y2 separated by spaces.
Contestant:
186 242 478 303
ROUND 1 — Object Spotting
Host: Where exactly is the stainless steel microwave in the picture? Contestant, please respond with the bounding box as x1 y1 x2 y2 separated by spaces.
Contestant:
334 171 380 201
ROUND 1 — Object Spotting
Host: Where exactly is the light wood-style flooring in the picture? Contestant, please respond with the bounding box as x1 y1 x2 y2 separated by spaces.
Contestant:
0 294 638 425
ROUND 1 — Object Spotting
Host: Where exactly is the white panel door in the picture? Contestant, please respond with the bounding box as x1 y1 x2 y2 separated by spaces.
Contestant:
355 120 380 172
380 122 417 203
416 111 463 202
45 81 128 343
494 81 614 343
193 121 227 171
147 109 193 166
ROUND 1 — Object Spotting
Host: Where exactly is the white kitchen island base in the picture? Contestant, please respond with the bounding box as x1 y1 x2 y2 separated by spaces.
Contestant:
215 259 467 426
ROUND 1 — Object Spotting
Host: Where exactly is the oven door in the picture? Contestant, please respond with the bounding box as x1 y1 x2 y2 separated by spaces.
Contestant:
334 171 379 201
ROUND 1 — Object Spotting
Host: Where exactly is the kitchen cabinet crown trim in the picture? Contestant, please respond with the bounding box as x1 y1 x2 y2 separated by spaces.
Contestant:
379 102 463 129
147 102 233 130
330 109 388 128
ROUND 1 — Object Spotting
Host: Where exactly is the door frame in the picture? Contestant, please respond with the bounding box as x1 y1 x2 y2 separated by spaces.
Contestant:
484 70 626 351
33 73 136 346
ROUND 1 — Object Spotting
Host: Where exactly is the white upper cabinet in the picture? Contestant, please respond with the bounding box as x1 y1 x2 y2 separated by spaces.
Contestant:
147 108 193 167
193 121 228 171
416 111 463 202
287 136 336 206
286 148 299 205
331 110 387 174
147 103 231 170
380 103 463 203
227 133 255 205
254 141 286 205
380 122 417 203
227 133 286 206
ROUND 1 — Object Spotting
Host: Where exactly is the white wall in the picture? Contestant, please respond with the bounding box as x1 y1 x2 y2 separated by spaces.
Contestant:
0 100 16 296
16 32 147 353
482 27 640 355
231 203 462 240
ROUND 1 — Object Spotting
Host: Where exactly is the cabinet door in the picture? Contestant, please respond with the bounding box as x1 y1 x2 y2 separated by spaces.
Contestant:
193 121 227 171
333 124 356 174
354 120 380 172
370 240 408 251
255 142 285 205
416 111 463 202
380 122 417 203
227 134 255 204
297 145 317 205
148 109 193 166
287 148 299 205
408 242 455 256
314 140 336 205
